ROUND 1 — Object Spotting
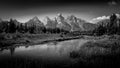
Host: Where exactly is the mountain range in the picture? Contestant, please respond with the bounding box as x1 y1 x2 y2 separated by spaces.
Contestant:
44 13 97 31
1 13 120 32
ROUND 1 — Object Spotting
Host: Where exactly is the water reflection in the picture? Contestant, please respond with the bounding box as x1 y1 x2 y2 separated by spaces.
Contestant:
0 39 91 68
0 46 16 56
0 39 88 61
0 39 120 68
9 47 15 56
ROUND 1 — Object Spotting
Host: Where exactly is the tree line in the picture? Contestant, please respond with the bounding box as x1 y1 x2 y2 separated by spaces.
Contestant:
94 14 120 36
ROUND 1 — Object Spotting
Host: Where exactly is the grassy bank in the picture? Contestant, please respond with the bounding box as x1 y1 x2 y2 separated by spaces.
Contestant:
0 32 120 46
69 36 120 68
0 33 83 47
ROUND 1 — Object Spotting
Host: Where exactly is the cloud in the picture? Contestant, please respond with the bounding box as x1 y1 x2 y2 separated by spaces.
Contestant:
90 16 110 23
116 14 120 17
108 1 117 5
93 16 110 20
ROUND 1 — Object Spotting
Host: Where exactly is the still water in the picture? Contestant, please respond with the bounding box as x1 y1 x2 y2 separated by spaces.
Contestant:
0 39 88 68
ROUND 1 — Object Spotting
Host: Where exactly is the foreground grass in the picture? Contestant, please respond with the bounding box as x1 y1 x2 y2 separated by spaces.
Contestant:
69 36 120 68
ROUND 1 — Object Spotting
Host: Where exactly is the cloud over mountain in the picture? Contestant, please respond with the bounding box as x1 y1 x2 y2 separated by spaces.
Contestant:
90 16 110 23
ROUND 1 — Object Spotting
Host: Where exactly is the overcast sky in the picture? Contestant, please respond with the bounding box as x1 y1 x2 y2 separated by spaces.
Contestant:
0 0 120 23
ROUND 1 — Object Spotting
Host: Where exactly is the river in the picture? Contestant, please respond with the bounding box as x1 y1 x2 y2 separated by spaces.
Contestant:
0 39 88 68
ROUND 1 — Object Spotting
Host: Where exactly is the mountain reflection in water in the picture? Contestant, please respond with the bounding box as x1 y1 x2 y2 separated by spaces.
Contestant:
0 39 88 68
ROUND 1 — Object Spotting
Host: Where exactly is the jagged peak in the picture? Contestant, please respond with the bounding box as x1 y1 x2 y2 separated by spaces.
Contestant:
31 16 40 21
44 16 53 23
67 15 77 20
69 15 76 18
57 13 63 16
45 16 51 21
26 16 43 24
56 13 65 23
57 13 64 19
54 17 57 22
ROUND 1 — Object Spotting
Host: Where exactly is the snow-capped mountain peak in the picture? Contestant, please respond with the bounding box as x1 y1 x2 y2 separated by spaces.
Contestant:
25 16 44 27
56 13 65 23
30 16 41 23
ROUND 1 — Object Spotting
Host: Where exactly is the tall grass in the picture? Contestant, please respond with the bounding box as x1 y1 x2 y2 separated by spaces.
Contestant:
69 39 120 68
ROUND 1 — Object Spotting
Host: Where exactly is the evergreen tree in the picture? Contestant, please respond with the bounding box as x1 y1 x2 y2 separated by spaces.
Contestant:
108 13 117 34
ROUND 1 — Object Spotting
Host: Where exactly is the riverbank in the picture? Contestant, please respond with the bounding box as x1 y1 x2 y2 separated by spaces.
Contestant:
0 33 83 47
0 33 120 48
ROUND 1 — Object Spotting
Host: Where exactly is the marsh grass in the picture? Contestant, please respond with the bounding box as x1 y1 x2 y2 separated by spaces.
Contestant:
70 38 120 68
